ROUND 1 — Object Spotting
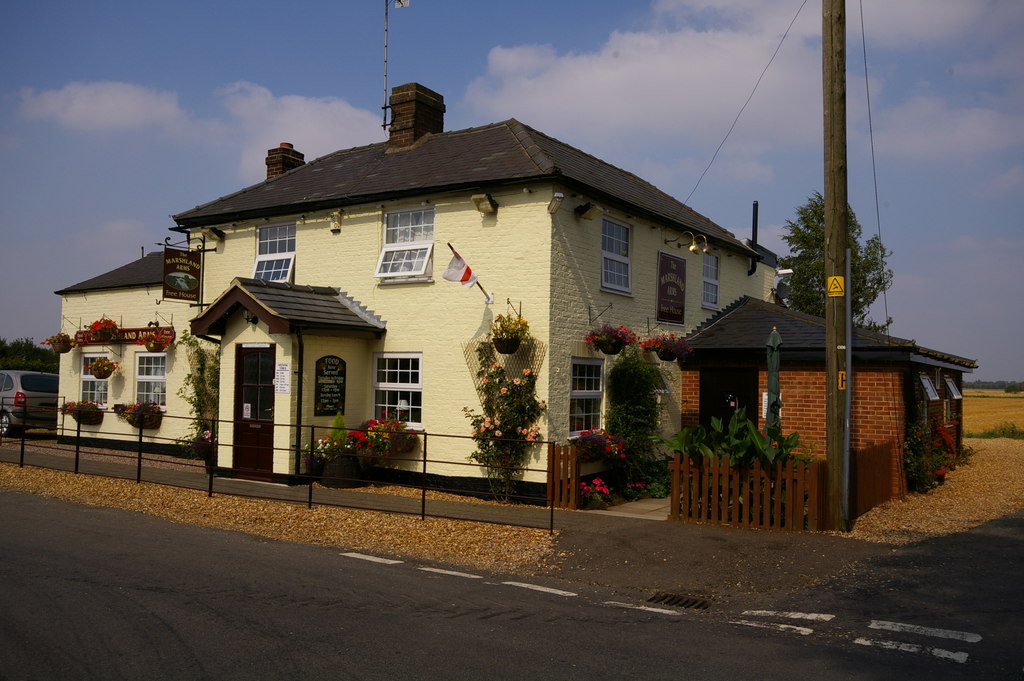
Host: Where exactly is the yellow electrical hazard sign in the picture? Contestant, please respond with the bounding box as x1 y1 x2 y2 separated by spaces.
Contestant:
827 276 845 297
838 370 847 390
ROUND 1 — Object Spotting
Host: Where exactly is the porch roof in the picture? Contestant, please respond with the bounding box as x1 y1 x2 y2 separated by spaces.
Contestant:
191 277 386 338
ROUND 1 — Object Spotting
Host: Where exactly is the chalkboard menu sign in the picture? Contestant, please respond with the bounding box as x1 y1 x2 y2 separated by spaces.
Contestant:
314 355 346 416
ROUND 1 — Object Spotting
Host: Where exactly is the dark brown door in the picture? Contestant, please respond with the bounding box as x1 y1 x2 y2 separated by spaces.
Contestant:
699 369 759 429
233 345 276 481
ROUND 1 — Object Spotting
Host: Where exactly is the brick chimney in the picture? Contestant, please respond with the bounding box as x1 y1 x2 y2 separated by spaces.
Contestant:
388 83 445 149
265 142 305 179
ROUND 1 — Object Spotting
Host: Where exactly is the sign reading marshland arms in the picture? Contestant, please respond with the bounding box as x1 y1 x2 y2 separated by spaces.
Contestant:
162 246 202 303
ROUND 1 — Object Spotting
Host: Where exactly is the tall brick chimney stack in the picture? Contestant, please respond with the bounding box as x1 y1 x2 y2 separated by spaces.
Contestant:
266 142 305 179
388 83 445 149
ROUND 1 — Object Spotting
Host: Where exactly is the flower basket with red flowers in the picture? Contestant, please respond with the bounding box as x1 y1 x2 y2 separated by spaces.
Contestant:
572 428 627 463
62 400 104 425
87 356 119 379
42 332 74 354
138 330 174 352
116 401 164 429
585 324 637 355
88 318 120 343
640 333 691 362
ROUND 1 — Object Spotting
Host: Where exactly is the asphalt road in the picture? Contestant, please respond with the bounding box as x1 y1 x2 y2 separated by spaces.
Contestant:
2 490 1019 680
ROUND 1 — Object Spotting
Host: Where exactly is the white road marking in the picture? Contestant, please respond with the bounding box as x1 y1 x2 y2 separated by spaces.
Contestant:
854 637 969 664
868 620 982 643
743 610 836 622
501 581 577 597
418 567 482 579
604 601 682 615
730 619 814 636
340 552 404 565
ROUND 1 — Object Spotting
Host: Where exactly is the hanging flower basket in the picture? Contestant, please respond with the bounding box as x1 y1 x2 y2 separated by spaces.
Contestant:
641 333 690 363
492 337 521 355
656 348 677 361
129 412 163 429
89 357 119 379
586 324 636 355
88 318 119 343
594 337 625 355
63 401 103 426
139 330 174 353
116 402 163 429
43 333 74 354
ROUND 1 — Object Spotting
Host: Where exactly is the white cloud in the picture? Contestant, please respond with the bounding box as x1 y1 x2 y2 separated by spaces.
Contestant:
216 82 384 183
19 82 191 134
981 164 1024 197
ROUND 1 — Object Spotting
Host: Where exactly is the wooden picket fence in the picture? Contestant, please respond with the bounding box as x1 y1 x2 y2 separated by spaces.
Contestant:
669 453 827 531
547 443 579 509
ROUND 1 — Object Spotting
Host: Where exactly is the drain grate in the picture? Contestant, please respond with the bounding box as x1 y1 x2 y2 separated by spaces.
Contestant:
647 592 710 610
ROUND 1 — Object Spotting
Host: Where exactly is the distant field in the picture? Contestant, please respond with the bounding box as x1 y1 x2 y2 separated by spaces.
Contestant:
963 389 1024 434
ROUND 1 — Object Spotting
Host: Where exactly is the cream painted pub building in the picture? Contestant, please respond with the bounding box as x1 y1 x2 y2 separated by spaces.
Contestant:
56 83 776 483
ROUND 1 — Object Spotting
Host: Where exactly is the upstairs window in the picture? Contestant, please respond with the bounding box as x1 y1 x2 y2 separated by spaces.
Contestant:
375 208 435 279
601 219 631 293
702 252 720 309
253 223 296 282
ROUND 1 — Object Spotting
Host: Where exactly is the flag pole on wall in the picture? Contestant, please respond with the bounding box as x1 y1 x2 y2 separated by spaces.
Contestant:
444 242 493 303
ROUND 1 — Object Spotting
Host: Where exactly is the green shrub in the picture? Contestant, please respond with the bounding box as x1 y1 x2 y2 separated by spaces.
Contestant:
968 421 1024 439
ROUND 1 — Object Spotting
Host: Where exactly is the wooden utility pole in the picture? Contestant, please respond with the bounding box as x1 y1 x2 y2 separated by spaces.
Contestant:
823 0 850 531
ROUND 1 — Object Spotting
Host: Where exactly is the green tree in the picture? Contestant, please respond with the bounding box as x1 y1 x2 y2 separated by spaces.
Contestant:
778 192 894 331
0 338 59 373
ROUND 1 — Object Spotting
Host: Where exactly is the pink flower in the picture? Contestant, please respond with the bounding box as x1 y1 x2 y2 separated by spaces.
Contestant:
495 430 502 437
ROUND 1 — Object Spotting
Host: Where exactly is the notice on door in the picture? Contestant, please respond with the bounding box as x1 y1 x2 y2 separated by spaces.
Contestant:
275 363 291 394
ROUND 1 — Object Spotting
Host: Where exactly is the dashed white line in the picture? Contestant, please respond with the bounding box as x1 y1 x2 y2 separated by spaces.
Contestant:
730 619 814 636
604 601 682 615
743 610 836 622
340 552 404 565
501 582 577 597
418 567 483 579
854 637 969 664
868 620 982 643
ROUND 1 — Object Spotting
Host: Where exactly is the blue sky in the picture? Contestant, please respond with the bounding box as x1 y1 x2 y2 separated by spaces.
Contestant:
1 0 1021 381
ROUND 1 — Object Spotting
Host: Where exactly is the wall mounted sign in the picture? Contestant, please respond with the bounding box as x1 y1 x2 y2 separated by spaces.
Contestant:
274 363 291 394
656 251 686 324
74 326 175 347
162 246 202 303
314 355 346 416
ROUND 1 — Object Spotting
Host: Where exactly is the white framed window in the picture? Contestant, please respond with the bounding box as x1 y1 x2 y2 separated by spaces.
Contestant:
374 353 423 426
81 354 109 405
702 251 720 309
601 218 631 293
136 354 167 406
253 223 296 282
569 357 604 435
375 208 435 278
944 377 962 400
919 374 939 401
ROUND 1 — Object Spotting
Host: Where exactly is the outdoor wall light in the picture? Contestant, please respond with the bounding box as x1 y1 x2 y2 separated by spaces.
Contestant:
329 209 343 234
547 192 564 214
574 202 604 220
664 231 710 254
471 193 499 214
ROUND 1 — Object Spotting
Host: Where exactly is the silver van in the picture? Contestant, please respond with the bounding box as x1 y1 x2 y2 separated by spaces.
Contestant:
0 371 59 436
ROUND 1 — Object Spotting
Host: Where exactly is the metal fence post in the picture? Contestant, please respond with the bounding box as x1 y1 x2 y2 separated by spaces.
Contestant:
420 431 428 521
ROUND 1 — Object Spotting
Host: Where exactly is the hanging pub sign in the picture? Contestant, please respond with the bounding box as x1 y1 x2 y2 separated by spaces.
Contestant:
162 246 202 303
74 326 175 347
314 355 346 416
656 251 686 324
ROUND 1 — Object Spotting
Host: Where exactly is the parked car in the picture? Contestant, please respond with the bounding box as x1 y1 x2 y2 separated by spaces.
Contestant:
0 370 59 436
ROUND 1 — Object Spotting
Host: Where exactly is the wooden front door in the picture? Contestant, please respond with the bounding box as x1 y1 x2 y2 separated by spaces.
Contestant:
699 368 759 429
233 345 276 481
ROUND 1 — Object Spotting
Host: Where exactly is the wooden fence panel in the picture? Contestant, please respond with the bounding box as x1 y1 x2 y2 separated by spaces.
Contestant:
669 454 826 531
852 439 903 518
547 443 579 509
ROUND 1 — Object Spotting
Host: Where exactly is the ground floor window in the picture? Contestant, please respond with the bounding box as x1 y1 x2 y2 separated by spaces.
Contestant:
136 354 167 405
374 353 422 426
81 354 109 405
569 357 604 435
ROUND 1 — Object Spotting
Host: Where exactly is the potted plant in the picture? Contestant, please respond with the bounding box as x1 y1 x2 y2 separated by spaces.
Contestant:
88 317 119 343
572 428 627 463
42 332 74 354
191 430 218 472
585 324 637 355
62 400 103 425
361 414 416 458
640 333 691 362
490 314 530 354
138 330 174 353
117 401 164 429
87 357 119 379
313 413 364 486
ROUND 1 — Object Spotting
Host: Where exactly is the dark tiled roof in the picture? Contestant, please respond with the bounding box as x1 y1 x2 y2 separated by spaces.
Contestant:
686 297 976 368
191 277 386 336
173 120 750 252
55 252 164 294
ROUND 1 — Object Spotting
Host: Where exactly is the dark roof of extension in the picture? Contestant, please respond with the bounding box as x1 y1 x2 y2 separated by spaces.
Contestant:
190 277 386 337
55 252 164 295
172 119 753 254
686 297 977 369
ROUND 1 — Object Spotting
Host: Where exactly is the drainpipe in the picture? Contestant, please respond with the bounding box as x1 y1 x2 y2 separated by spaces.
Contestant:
294 327 305 479
747 200 759 276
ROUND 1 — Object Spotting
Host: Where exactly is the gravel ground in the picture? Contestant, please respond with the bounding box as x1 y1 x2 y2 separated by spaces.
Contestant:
1 437 1021 578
